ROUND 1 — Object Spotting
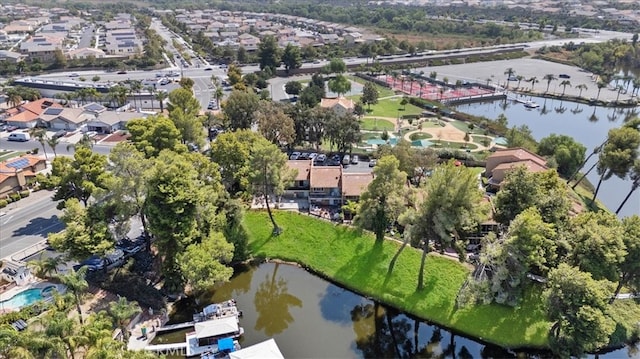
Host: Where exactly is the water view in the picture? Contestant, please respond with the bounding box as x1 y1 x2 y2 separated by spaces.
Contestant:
454 97 640 218
155 262 638 358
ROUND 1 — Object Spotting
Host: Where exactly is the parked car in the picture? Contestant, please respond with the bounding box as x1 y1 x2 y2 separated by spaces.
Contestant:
204 67 213 71
315 154 327 163
308 153 318 160
69 73 79 77
508 76 517 81
207 102 217 110
369 159 377 167
117 70 127 75
7 133 30 142
299 152 310 159
559 74 571 79
351 155 359 164
155 73 163 78
290 152 301 160
53 130 67 139
342 155 351 165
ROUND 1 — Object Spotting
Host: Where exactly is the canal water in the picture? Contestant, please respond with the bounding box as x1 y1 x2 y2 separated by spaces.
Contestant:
155 262 638 358
454 96 640 218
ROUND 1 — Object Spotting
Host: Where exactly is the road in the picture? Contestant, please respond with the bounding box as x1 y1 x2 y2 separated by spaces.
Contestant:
0 136 112 156
78 25 95 49
0 190 63 261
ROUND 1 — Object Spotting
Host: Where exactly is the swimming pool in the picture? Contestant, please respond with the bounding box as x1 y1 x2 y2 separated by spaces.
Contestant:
0 286 56 310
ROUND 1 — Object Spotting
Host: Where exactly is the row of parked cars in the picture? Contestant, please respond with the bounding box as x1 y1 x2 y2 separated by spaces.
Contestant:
73 238 145 272
289 152 375 167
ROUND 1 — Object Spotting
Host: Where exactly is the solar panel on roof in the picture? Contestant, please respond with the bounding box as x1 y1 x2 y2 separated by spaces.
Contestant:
44 107 63 116
6 158 29 169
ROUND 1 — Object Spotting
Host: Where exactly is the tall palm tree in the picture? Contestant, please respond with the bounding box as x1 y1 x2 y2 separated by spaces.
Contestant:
559 80 571 95
576 83 588 97
30 128 49 163
155 90 168 113
567 139 607 184
145 86 156 111
47 136 60 157
631 78 640 97
56 267 89 324
594 81 608 101
543 74 556 93
40 311 88 359
616 160 640 214
516 75 524 89
108 297 139 342
529 77 538 91
130 80 143 110
504 67 515 89
616 85 625 102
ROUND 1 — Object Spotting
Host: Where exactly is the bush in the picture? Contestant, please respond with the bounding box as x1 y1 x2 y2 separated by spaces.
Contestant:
31 148 39 154
9 193 21 202
0 199 7 208
19 190 30 198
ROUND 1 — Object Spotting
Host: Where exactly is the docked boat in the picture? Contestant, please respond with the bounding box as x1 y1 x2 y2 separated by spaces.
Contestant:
194 300 242 323
186 317 245 357
523 100 540 109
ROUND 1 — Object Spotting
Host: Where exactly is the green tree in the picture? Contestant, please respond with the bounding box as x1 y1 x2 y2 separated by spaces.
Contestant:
354 155 407 242
155 90 168 113
559 79 571 95
126 115 185 158
257 35 281 73
48 199 113 261
410 161 486 290
255 101 295 146
545 264 615 357
46 146 110 207
617 159 640 214
284 80 302 98
281 43 302 73
361 81 379 110
568 211 626 282
324 113 361 154
210 130 260 193
107 297 139 342
298 84 324 107
504 67 515 89
328 74 352 97
177 231 234 293
325 58 346 74
537 134 586 178
178 77 194 90
543 73 557 93
576 83 588 97
223 90 260 130
248 138 295 235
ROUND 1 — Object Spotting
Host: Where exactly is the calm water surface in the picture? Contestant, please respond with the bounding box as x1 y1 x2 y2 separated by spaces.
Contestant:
155 263 638 358
454 97 640 218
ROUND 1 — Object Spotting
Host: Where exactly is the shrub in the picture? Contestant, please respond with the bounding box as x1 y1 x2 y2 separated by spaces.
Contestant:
9 193 21 202
19 190 30 198
0 199 7 208
32 148 39 154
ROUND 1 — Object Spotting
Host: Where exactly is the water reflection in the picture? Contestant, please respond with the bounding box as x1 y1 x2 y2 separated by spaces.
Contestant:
253 263 302 336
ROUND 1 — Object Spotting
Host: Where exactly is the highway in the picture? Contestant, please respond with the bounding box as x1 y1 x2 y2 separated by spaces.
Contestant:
0 190 63 261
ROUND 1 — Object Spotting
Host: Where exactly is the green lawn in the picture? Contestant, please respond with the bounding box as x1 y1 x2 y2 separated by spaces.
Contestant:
431 142 479 150
450 120 485 135
409 132 432 140
355 98 424 118
347 76 395 97
471 135 494 146
361 118 395 131
244 211 550 348
0 151 24 162
361 133 381 141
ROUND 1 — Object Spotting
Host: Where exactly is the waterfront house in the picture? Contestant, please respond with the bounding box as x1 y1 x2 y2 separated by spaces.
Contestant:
485 148 548 189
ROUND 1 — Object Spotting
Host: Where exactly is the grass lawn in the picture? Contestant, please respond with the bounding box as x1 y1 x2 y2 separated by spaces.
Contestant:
0 151 25 161
471 135 494 146
360 98 424 118
361 133 381 141
361 118 395 131
347 76 395 97
409 132 433 140
431 142 479 150
450 120 486 135
244 211 550 349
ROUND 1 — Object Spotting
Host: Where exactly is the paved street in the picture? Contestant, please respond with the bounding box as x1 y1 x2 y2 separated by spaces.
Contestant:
0 190 62 261
0 135 112 156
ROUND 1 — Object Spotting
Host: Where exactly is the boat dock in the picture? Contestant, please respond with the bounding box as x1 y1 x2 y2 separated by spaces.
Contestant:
155 321 195 333
144 342 187 355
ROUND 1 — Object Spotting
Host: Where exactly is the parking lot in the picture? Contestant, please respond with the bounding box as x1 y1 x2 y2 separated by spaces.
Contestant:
289 151 374 173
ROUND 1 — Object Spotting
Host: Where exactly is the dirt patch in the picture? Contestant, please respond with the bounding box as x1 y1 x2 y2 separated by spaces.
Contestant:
102 132 130 143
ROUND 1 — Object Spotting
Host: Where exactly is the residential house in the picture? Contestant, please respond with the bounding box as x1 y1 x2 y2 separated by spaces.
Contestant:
485 148 548 188
320 97 355 117
1 261 32 286
344 32 363 45
68 47 105 60
4 98 60 128
341 172 374 203
86 111 146 134
38 107 92 130
19 33 66 62
238 33 260 51
0 50 24 63
285 160 312 199
0 155 46 198
309 166 342 206
317 33 340 45
2 21 34 34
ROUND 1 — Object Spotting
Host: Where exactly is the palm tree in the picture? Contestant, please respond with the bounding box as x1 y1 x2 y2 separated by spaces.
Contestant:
632 78 640 97
7 91 22 108
130 80 143 110
47 136 60 157
211 75 223 108
516 75 524 89
615 85 625 102
559 80 571 95
28 255 61 278
155 90 168 113
504 67 515 89
543 74 556 93
529 77 538 91
145 86 156 111
40 311 88 359
616 160 640 214
596 81 607 100
56 267 89 324
567 139 607 184
108 297 139 342
576 83 588 97
29 128 49 162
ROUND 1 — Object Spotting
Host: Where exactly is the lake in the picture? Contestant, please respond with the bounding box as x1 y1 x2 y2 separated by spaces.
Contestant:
156 262 638 358
454 96 640 218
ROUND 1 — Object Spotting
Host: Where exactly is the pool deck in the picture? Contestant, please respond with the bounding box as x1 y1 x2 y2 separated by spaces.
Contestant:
0 281 65 312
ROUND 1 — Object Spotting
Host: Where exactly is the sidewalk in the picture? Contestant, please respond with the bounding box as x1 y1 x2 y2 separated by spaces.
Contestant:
127 309 170 350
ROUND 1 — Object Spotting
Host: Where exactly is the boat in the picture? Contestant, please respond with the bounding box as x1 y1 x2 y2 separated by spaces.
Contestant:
185 317 245 357
523 100 540 109
194 300 242 323
200 338 241 359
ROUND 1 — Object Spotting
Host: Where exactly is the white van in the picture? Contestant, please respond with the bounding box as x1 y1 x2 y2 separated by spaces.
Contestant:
342 154 350 165
7 133 30 142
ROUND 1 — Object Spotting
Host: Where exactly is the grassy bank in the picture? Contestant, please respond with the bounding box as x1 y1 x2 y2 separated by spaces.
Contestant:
244 210 550 349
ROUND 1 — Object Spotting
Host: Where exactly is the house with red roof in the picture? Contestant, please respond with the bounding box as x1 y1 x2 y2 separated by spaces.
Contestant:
4 98 60 128
0 155 46 197
485 148 548 189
